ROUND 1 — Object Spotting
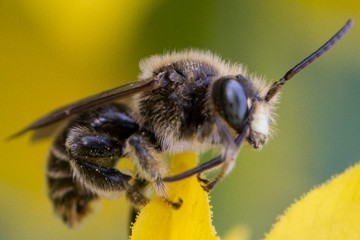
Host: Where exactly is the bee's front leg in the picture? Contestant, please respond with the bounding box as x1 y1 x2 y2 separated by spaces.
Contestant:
163 117 250 192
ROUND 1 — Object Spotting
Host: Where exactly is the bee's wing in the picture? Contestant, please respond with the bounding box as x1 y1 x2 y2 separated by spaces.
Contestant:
10 77 161 139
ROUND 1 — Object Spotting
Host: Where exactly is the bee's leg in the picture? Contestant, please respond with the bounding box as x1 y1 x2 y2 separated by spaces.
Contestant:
164 122 251 192
164 155 225 182
127 134 182 209
198 117 245 191
69 158 148 206
66 126 148 207
127 134 166 197
202 123 251 192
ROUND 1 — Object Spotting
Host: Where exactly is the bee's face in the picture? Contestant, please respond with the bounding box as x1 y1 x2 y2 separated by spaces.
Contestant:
211 75 274 149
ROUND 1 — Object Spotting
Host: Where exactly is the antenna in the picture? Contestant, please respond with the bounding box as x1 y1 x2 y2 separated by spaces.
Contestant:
265 19 354 102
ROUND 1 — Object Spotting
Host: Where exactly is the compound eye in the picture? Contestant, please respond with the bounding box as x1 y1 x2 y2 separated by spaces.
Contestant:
212 78 248 131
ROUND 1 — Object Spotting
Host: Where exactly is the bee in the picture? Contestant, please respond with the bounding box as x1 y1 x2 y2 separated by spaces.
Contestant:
12 19 353 227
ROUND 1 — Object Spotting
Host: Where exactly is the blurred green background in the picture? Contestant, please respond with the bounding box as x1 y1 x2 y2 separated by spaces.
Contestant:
1 1 359 239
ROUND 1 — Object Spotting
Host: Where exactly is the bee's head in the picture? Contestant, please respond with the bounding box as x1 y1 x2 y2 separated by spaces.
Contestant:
211 75 271 149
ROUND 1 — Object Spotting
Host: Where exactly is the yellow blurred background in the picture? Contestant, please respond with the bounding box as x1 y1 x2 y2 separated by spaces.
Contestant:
1 1 359 239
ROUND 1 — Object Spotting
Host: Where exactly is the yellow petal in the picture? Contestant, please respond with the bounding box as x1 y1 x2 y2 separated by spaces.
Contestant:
265 163 360 240
131 152 219 240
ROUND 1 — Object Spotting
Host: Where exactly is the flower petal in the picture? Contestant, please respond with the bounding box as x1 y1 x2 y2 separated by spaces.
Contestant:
131 152 219 240
265 163 360 240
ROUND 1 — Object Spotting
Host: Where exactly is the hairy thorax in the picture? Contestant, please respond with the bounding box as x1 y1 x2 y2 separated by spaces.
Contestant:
134 60 218 152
